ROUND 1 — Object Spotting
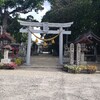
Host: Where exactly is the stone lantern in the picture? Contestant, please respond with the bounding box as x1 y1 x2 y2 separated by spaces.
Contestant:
1 45 12 64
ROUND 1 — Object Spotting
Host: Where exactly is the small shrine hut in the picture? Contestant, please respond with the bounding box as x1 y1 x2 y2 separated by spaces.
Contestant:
74 31 100 62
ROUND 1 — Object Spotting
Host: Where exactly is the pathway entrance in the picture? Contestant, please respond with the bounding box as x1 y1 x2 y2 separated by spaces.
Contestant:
18 20 73 66
30 54 60 68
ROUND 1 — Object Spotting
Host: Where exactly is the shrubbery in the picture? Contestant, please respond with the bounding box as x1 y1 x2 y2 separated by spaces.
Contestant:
0 62 17 69
63 65 97 74
0 57 24 69
15 58 23 65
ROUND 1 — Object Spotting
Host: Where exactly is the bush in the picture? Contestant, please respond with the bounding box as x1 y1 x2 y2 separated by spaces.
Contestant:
0 62 17 69
63 65 97 74
15 58 23 65
87 65 97 74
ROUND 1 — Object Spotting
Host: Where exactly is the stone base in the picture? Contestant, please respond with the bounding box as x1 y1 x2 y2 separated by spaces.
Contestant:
1 59 11 64
80 61 87 65
63 57 70 63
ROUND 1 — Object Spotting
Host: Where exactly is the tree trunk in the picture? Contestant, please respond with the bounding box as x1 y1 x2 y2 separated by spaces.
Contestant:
2 10 8 33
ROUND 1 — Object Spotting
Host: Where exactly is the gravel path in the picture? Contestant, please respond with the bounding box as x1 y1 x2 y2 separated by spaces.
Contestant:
0 69 100 100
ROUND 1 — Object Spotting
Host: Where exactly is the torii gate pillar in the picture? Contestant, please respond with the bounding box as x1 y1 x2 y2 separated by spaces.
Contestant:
59 27 63 65
26 26 31 65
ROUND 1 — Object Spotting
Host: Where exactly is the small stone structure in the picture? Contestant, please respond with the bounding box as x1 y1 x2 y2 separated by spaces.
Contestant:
64 44 68 57
76 43 81 65
63 44 70 63
70 43 74 65
80 52 86 64
68 43 86 65
1 45 12 63
0 33 15 46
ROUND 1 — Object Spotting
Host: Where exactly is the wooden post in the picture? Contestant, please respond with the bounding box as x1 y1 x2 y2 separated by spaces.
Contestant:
26 26 32 65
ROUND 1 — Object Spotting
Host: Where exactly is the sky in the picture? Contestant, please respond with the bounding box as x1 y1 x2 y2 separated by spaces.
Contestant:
20 1 51 43
20 1 51 22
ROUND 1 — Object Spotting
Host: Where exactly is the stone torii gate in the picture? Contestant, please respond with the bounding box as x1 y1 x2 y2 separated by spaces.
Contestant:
18 20 73 66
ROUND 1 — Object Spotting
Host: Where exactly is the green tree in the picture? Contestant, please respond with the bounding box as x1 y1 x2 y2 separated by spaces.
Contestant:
7 15 38 43
0 0 44 33
42 0 100 54
43 0 100 39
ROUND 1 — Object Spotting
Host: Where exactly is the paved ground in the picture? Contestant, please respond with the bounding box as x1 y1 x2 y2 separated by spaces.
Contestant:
22 54 60 68
22 54 100 70
0 68 100 100
0 54 100 100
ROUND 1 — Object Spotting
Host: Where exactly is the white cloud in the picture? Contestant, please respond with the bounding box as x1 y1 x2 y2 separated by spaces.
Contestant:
19 1 51 22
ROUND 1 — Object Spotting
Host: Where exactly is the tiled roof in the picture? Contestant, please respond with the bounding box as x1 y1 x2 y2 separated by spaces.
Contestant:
74 31 100 44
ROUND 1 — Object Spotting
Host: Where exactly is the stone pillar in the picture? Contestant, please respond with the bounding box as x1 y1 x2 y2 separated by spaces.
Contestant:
26 26 32 65
70 43 74 65
81 52 84 62
64 44 68 57
59 27 63 65
76 43 81 65
80 51 87 65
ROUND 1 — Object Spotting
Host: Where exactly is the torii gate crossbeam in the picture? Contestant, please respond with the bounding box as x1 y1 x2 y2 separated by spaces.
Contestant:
18 20 73 67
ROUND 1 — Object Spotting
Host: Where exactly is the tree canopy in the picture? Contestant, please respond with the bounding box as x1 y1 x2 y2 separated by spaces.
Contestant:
43 0 100 40
0 0 45 43
0 0 44 32
42 0 100 55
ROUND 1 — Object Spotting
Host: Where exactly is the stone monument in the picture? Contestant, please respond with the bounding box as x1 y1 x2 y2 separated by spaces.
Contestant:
63 44 70 63
70 43 74 65
80 52 85 64
80 49 87 64
76 43 81 65
64 44 68 57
